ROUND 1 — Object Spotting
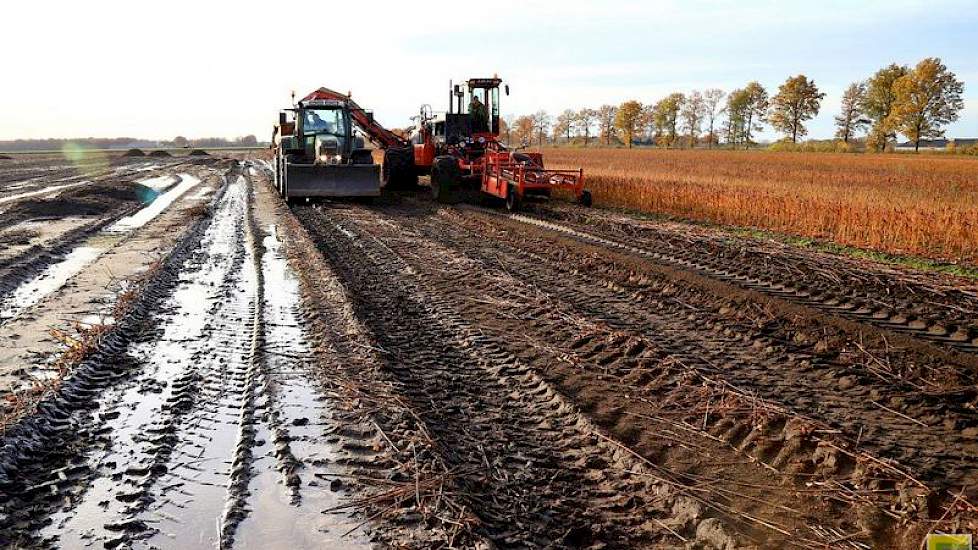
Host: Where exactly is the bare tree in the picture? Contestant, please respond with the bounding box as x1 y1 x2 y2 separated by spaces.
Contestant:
597 105 618 146
501 114 514 145
834 82 869 143
680 91 706 148
532 110 551 147
554 109 576 144
576 108 597 146
702 89 725 148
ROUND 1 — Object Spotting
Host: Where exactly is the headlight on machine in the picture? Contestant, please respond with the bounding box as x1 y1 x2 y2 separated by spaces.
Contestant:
317 137 341 164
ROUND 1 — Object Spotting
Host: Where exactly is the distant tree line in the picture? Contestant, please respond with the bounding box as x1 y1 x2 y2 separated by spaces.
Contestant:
503 57 965 152
0 135 262 152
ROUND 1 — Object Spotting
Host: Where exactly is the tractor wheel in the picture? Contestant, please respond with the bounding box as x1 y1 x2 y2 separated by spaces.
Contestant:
506 184 521 212
382 147 418 190
431 156 459 204
579 189 593 207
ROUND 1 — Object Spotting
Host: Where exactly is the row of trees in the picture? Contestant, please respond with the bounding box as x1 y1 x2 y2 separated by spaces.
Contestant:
0 135 261 152
503 58 964 152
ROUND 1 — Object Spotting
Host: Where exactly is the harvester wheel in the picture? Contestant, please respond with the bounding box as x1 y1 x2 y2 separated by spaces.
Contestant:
506 184 521 212
382 147 418 190
579 189 593 207
431 156 459 204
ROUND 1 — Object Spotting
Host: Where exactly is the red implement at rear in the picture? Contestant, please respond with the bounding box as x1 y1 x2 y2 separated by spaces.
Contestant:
481 151 587 206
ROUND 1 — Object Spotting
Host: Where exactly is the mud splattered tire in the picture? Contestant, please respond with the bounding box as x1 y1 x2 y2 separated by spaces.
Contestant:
506 184 521 212
579 190 592 208
431 156 460 204
382 147 417 190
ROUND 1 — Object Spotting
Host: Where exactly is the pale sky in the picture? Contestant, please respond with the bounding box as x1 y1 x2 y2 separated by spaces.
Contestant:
2 0 976 142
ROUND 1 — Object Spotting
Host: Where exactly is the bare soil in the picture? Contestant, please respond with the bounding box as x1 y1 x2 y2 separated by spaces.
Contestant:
0 157 974 549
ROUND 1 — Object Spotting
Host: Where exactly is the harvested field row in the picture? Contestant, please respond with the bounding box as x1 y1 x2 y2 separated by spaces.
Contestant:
540 148 978 264
291 194 977 548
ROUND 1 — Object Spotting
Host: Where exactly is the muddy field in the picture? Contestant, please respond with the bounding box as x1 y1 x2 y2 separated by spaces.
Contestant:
1 154 976 549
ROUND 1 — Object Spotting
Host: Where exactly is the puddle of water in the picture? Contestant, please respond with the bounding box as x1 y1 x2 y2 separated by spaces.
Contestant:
232 224 371 549
105 174 200 233
43 180 249 548
136 174 179 192
0 173 202 325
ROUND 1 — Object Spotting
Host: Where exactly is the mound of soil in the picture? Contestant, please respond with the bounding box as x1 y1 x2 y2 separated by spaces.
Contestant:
0 154 12 160
188 149 209 156
0 228 38 246
4 183 144 223
148 150 172 157
76 182 143 203
123 148 145 157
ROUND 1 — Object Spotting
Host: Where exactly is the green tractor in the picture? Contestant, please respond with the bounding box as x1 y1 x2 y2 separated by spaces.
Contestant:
273 94 380 201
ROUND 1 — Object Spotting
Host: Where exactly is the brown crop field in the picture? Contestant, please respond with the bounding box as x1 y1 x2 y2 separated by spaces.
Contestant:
541 148 978 264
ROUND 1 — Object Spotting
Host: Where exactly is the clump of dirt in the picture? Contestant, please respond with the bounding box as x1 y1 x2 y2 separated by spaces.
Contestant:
189 149 209 156
0 154 12 160
4 183 144 223
76 183 143 203
148 150 172 157
123 148 145 157
0 228 38 245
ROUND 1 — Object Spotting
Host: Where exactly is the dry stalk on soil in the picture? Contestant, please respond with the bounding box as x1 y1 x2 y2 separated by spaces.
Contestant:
0 259 165 433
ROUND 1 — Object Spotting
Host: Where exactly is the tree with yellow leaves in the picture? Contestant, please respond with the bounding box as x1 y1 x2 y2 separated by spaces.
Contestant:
769 75 825 143
614 100 644 149
889 57 965 152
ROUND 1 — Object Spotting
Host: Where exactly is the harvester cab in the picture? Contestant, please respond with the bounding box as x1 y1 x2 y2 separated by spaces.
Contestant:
273 94 380 201
416 77 507 164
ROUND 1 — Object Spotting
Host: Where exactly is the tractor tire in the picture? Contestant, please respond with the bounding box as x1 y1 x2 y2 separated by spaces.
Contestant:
382 147 418 190
431 156 460 204
579 189 593 207
506 184 521 212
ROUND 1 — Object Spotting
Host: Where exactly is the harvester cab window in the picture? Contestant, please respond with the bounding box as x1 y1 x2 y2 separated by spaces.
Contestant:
469 88 490 133
490 87 500 134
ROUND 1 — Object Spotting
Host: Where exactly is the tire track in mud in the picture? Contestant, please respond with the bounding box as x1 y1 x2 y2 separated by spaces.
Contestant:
0 175 232 548
296 204 753 549
446 207 978 486
0 165 370 549
308 198 978 548
516 204 978 354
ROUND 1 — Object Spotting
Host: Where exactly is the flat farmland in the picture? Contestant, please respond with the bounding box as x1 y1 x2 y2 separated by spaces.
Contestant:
541 148 978 265
2 151 978 549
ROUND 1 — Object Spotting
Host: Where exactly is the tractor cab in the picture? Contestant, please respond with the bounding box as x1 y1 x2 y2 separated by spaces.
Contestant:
273 91 379 200
287 98 363 164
